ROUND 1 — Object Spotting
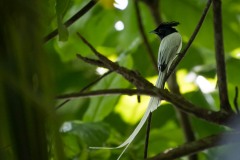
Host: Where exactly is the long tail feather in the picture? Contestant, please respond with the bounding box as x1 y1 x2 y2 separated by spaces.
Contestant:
90 97 155 159
90 73 165 159
150 71 165 112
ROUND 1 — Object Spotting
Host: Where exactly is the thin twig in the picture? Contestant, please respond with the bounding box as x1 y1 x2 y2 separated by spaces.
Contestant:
56 88 155 99
55 70 112 110
166 0 212 81
76 33 114 67
82 70 113 92
76 54 107 68
212 0 231 112
144 112 152 159
44 0 98 43
56 88 232 125
134 0 158 71
148 131 240 160
55 99 70 110
234 86 239 114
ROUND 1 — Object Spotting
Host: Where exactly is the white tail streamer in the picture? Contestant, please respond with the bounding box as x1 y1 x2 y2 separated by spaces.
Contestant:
90 73 165 160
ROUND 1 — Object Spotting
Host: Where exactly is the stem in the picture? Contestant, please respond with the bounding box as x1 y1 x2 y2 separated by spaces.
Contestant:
144 112 152 159
148 131 240 160
233 86 239 114
212 0 231 112
166 0 212 81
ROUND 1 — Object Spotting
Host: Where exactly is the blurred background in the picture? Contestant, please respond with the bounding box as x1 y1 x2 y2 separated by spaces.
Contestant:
1 0 240 159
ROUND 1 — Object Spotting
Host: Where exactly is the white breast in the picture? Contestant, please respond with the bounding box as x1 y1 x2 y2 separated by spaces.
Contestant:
158 32 182 72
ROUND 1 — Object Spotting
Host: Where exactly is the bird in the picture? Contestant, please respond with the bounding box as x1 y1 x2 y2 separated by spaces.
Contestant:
90 21 182 160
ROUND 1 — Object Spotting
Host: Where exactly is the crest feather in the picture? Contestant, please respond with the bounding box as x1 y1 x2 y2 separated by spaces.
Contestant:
158 21 180 28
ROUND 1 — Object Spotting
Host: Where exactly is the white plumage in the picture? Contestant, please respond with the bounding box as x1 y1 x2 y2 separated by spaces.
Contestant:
151 32 182 111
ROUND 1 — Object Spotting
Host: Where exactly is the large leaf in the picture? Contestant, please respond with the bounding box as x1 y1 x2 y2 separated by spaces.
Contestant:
66 121 111 146
61 121 111 160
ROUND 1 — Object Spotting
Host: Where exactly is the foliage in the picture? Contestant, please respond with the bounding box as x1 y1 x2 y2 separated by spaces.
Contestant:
1 0 240 160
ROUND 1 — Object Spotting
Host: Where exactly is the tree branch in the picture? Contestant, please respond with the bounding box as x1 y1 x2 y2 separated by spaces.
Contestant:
44 0 98 43
56 88 155 99
76 54 107 68
56 88 233 125
234 86 239 114
76 33 154 89
166 0 212 81
144 112 152 159
212 0 231 112
148 131 240 160
74 28 236 126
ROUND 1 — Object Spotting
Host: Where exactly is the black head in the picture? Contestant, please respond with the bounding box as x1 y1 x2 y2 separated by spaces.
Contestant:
151 21 180 39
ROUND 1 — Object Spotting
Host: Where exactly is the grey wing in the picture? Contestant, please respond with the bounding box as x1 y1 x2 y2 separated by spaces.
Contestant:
158 32 182 72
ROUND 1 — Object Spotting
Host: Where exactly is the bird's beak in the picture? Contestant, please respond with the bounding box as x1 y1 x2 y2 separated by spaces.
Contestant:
150 30 157 34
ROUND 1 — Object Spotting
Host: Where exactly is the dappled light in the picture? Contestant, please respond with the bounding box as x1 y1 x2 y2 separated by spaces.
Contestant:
1 0 240 160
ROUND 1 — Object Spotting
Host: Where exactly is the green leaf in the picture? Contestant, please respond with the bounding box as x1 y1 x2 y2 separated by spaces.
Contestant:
148 126 183 156
62 133 81 158
69 121 111 146
226 58 240 85
62 122 111 160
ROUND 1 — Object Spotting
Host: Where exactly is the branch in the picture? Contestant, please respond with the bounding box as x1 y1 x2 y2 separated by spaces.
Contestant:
75 30 233 125
134 0 158 71
212 0 231 112
56 88 155 99
148 131 240 160
234 86 239 114
56 88 232 125
44 0 98 43
76 33 154 89
76 54 107 68
144 112 152 159
166 0 212 81
159 89 230 125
